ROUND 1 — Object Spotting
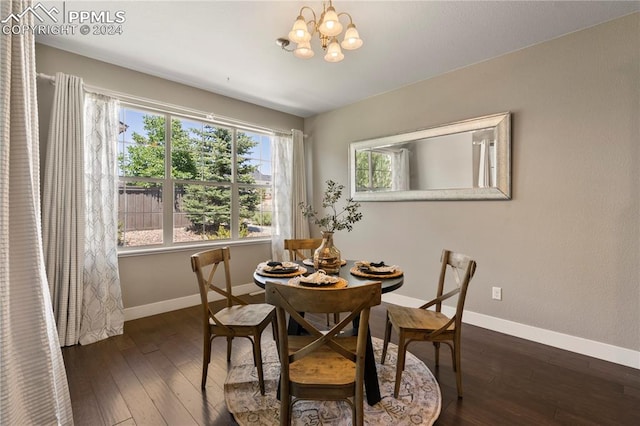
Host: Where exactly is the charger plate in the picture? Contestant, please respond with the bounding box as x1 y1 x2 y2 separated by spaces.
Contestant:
256 266 307 278
350 266 403 279
288 276 348 289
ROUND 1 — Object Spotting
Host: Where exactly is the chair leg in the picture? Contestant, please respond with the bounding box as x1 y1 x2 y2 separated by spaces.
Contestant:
381 313 392 364
272 317 277 341
272 315 279 353
201 334 212 389
433 342 440 366
448 342 456 371
394 334 406 398
226 336 233 362
453 342 463 398
355 378 364 426
253 333 265 395
280 385 290 426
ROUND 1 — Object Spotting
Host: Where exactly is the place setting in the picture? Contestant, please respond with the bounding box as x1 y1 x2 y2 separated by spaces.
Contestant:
288 269 347 289
255 261 307 278
350 260 404 279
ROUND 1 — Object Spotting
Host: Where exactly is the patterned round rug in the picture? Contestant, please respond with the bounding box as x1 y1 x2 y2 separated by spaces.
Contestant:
224 337 441 425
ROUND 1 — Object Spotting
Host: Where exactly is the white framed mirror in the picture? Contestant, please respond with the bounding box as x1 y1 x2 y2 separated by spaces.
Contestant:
349 112 511 201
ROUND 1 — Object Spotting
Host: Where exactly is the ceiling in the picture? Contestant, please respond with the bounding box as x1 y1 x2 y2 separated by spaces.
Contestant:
35 1 639 118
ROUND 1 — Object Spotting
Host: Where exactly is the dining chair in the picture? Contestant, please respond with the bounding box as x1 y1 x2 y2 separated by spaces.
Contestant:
381 249 477 398
265 281 382 426
190 247 276 393
284 238 339 326
284 238 323 261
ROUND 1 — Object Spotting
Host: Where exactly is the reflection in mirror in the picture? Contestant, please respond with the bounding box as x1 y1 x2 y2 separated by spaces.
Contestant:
350 113 510 201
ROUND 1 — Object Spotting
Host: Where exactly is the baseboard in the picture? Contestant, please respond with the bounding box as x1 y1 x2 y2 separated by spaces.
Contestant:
123 283 259 321
382 293 640 370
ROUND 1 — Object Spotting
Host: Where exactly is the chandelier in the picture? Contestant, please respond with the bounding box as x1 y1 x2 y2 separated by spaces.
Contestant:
276 1 363 63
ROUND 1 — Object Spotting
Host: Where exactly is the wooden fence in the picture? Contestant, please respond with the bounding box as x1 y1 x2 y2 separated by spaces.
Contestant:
118 186 192 231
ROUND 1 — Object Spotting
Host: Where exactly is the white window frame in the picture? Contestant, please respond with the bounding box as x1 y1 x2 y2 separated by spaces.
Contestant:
117 102 273 254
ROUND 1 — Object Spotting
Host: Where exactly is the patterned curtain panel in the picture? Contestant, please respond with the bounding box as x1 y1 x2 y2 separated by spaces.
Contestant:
79 93 123 345
0 0 73 423
42 72 85 346
271 130 310 261
271 132 293 261
42 75 124 346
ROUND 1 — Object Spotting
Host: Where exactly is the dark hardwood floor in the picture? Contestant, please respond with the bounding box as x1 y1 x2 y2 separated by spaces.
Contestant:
63 295 640 425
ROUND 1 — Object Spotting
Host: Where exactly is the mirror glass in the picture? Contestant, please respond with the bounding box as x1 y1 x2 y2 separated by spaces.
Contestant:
349 113 511 201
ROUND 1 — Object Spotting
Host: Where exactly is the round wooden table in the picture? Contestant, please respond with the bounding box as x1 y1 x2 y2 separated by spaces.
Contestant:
253 259 404 406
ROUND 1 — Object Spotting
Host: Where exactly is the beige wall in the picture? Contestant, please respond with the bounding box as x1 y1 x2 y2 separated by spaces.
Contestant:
35 44 303 309
304 14 639 350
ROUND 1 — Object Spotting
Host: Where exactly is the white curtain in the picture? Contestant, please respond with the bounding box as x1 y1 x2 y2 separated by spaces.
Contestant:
80 93 123 345
42 74 124 346
271 129 309 261
291 130 310 240
0 0 73 423
391 148 410 191
477 140 490 188
42 73 85 346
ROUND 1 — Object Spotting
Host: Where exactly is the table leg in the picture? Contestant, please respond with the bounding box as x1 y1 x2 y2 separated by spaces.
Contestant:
363 326 381 405
286 312 309 335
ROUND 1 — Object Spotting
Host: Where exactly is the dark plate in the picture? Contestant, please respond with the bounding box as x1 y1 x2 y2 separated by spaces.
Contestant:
358 267 395 275
264 267 299 274
298 280 335 287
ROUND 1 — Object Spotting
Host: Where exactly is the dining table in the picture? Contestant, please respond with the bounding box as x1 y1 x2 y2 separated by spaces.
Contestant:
253 259 404 406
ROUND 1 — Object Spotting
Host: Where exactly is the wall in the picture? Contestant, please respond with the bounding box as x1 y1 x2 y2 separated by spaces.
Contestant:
304 14 639 354
35 44 304 312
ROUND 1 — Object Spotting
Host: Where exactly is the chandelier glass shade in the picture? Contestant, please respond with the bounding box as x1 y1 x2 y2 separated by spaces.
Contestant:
294 41 315 59
282 1 363 63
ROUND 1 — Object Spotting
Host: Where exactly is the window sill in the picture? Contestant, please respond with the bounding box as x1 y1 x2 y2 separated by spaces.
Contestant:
117 238 271 258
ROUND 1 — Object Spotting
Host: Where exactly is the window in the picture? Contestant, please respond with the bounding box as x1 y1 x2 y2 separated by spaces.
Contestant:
117 105 273 248
355 149 392 192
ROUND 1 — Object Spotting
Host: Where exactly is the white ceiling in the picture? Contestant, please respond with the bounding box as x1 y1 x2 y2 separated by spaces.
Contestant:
36 1 639 117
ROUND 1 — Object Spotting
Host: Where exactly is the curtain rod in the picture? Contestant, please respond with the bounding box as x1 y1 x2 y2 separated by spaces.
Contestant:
36 72 294 136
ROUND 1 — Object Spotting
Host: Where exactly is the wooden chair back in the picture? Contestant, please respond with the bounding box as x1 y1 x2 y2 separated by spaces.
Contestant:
284 238 340 326
265 281 382 426
191 247 248 323
425 249 477 333
284 238 323 261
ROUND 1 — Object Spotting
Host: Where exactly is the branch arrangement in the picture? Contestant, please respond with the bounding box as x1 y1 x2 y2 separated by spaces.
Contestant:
299 180 362 232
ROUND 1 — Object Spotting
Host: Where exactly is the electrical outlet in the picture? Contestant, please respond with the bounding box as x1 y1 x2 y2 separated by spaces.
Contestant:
492 286 502 301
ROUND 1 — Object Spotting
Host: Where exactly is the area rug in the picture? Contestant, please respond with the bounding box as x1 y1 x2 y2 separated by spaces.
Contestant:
224 337 441 425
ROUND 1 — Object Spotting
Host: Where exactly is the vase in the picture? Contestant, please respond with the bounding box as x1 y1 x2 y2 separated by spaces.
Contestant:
313 231 341 274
